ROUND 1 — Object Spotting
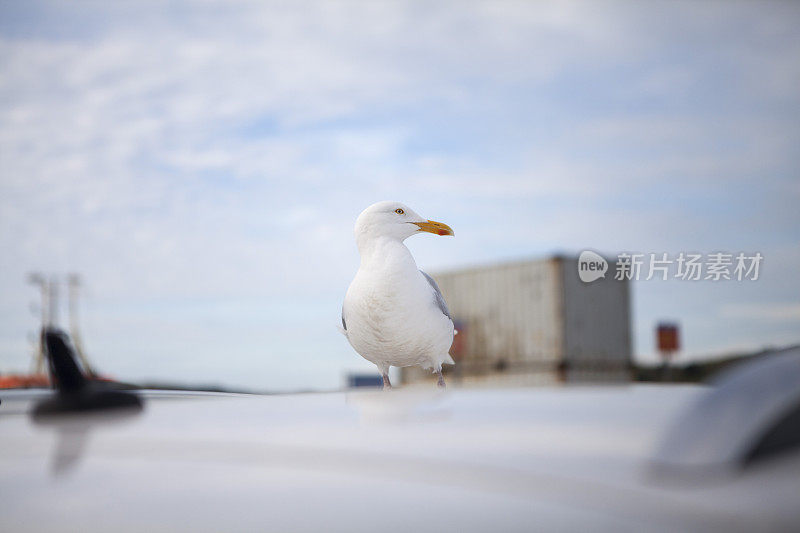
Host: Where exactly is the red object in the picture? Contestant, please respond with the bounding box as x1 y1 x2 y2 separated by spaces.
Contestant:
450 320 467 362
657 323 680 358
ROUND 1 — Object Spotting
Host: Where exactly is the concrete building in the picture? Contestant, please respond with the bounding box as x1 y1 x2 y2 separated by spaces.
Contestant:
401 256 632 386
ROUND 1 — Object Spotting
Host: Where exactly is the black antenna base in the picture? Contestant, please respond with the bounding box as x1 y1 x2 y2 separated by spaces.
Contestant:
32 328 143 417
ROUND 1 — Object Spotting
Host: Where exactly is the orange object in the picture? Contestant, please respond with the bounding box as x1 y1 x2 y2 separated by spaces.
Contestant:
0 373 50 389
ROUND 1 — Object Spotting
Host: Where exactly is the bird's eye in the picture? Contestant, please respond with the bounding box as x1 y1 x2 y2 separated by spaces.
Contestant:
395 208 404 214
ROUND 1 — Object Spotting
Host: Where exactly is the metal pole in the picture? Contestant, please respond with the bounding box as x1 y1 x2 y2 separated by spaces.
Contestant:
27 273 48 374
67 274 94 376
48 275 59 328
68 274 80 332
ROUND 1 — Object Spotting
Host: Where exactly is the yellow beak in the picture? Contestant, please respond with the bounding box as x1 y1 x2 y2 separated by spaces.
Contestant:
413 219 454 236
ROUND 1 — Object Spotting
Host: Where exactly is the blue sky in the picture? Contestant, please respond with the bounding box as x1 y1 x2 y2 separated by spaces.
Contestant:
1 1 798 391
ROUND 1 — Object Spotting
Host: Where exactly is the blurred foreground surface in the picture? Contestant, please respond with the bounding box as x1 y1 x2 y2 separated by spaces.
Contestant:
2 384 798 532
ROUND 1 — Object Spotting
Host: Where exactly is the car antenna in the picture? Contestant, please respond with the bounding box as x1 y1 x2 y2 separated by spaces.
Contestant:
32 328 143 416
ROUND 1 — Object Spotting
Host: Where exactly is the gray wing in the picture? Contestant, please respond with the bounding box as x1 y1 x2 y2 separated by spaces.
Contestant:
341 307 347 331
420 270 452 321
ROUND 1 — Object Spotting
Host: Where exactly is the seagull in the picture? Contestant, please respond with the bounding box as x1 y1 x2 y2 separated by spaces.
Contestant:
341 201 455 389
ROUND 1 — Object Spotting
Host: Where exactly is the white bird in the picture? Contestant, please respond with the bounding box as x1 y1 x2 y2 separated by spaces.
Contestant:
342 201 456 389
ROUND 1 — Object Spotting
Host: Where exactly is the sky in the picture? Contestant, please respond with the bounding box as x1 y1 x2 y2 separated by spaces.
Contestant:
1 0 798 391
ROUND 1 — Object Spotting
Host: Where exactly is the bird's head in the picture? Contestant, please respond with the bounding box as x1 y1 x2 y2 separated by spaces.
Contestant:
354 201 454 242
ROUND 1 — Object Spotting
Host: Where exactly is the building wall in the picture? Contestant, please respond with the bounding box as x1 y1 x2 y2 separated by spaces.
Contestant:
402 258 563 384
400 256 632 385
559 257 632 382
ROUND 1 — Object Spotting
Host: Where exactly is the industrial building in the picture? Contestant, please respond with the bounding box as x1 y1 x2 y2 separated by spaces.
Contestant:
401 256 632 386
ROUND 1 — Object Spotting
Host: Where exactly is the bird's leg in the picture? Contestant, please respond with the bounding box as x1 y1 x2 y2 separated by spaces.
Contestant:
436 369 446 389
382 373 392 390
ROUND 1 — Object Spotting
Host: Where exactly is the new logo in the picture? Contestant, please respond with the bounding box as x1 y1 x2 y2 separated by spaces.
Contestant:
578 250 608 283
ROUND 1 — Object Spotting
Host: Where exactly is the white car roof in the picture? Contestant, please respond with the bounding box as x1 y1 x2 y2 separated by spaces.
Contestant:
3 384 799 532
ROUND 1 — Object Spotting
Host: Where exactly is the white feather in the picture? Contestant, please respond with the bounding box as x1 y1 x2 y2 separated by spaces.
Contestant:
342 201 455 376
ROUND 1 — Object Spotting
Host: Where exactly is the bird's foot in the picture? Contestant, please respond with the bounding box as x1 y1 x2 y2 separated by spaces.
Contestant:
382 374 392 390
436 370 446 389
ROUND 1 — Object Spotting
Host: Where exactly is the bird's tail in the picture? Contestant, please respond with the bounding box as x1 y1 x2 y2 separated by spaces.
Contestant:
443 353 455 365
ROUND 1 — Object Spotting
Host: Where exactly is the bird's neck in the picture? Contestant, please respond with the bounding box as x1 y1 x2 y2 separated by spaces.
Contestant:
357 236 417 273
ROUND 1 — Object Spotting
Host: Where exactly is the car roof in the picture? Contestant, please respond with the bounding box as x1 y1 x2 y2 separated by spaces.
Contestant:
2 384 799 532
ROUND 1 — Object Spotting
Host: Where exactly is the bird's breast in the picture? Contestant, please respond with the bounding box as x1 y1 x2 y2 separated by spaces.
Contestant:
344 269 452 358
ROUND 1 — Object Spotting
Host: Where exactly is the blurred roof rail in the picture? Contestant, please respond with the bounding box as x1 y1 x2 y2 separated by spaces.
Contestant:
650 345 800 481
